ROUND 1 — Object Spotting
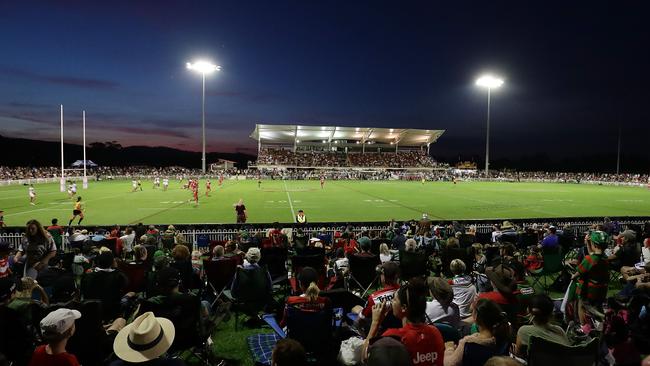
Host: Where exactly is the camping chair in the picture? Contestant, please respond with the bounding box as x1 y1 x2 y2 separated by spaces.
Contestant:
259 247 289 286
433 322 461 344
530 249 564 293
225 265 272 330
462 340 510 366
285 304 335 363
346 254 381 298
203 258 238 308
196 234 210 250
118 262 148 294
139 294 211 363
527 336 599 366
399 250 428 281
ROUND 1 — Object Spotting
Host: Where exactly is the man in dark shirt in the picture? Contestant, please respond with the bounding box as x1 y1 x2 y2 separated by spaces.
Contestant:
391 228 407 252
38 256 76 303
80 251 129 320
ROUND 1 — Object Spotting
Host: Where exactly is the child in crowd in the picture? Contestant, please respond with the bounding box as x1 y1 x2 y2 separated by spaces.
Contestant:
0 241 12 279
524 246 544 274
28 308 82 366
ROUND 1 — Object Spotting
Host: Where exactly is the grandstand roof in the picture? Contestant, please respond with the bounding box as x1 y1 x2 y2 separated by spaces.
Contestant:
250 124 445 146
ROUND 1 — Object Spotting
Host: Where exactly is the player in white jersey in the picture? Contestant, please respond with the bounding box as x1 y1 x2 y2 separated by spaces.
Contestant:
69 182 77 198
162 178 169 191
153 177 160 189
28 184 36 205
132 179 138 192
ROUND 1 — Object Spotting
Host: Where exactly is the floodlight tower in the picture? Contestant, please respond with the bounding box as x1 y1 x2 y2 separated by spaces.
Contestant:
475 75 504 176
186 60 221 173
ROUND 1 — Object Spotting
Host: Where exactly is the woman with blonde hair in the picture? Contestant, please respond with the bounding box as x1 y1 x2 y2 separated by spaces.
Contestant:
279 266 331 327
379 243 392 263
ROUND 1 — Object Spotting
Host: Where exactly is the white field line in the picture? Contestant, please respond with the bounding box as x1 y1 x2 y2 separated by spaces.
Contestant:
282 180 297 222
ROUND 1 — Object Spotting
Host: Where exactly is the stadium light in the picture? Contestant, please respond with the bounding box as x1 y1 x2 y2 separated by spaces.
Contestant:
475 74 504 176
187 60 221 173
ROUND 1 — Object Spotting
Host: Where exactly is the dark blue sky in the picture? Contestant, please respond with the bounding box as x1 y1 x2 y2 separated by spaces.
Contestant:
0 1 648 160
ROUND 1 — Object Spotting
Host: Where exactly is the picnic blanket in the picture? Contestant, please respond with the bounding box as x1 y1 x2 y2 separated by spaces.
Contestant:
247 333 282 365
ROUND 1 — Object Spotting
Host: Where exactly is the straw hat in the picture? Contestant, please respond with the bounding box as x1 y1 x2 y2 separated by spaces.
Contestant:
113 312 175 363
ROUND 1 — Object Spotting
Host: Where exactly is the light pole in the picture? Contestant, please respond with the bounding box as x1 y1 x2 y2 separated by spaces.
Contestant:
187 60 221 173
476 74 504 176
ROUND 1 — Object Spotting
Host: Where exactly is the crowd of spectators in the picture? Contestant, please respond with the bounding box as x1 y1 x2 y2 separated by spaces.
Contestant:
483 171 650 184
255 148 439 168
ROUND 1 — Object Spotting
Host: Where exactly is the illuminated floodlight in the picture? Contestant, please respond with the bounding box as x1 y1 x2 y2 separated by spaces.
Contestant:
296 139 300 143
186 61 221 74
475 75 504 89
322 140 326 143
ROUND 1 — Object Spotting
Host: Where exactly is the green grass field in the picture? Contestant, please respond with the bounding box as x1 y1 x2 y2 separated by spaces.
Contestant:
1 179 648 225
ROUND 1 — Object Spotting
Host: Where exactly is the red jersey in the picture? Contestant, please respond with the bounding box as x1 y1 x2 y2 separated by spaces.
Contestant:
477 291 517 306
362 284 400 317
343 239 359 255
280 295 332 327
206 181 211 189
382 323 444 366
28 345 80 366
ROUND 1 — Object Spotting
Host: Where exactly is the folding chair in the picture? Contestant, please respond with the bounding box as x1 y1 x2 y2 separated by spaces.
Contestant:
291 254 326 292
259 247 289 286
527 336 599 366
433 322 461 344
399 250 428 281
462 340 510 366
286 305 335 363
196 234 210 250
530 250 563 293
203 258 238 308
346 254 380 298
117 262 148 294
226 265 272 330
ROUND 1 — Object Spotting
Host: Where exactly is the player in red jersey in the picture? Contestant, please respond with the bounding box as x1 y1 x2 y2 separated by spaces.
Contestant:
320 176 325 189
218 174 224 187
205 179 212 197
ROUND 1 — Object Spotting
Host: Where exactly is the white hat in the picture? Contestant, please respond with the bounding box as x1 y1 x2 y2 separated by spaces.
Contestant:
309 237 321 243
113 312 175 363
40 308 81 338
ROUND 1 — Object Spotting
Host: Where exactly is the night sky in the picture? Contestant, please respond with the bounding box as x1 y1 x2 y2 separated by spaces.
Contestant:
1 1 648 163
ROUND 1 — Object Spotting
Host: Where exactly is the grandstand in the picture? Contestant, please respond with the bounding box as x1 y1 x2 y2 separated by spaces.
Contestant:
249 124 446 169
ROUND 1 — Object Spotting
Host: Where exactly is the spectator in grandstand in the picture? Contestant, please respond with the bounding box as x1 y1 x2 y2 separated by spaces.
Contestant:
495 244 525 281
316 227 331 246
353 262 401 331
29 308 81 366
37 256 76 303
540 226 560 251
523 246 544 274
514 294 569 356
426 277 460 328
147 266 209 320
571 230 610 326
119 226 136 257
280 266 331 327
272 338 306 366
364 277 445 366
478 265 518 308
444 299 510 366
134 222 146 239
404 238 418 252
355 237 375 258
391 228 407 251
111 312 183 366
224 240 243 260
292 229 307 252
448 259 476 318
131 244 148 265
80 251 130 321
379 243 392 263
342 234 359 256
243 247 262 268
609 229 639 272
471 243 487 273
15 219 57 279
332 248 349 276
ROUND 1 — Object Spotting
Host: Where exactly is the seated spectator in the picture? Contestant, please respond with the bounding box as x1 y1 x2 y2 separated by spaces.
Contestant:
131 245 148 265
111 312 184 366
392 229 407 251
223 240 243 260
478 265 518 307
404 238 418 252
472 244 487 273
609 229 639 272
243 247 262 268
80 251 129 321
496 245 525 281
212 245 225 260
342 235 359 256
448 259 476 318
170 245 193 290
540 226 559 251
29 308 82 366
292 229 307 252
353 262 402 332
379 243 392 263
444 299 510 366
621 237 650 280
426 277 460 328
9 277 49 315
280 267 331 327
35 256 76 303
524 246 544 274
515 294 569 356
366 336 411 366
0 277 34 365
365 277 445 366
0 241 11 279
332 248 349 276
355 238 375 258
316 228 331 246
147 267 208 321
272 338 306 366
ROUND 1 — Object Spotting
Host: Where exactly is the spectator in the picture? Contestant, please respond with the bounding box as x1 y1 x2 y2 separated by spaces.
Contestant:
478 265 518 307
355 237 375 258
366 336 411 366
515 294 569 356
353 262 402 332
132 245 148 265
272 338 306 366
212 245 225 260
280 267 331 327
571 230 610 326
0 276 33 365
426 277 460 328
524 246 544 274
365 277 445 366
379 243 392 263
404 238 418 252
444 299 510 366
316 227 331 246
472 244 487 273
540 226 559 251
120 227 136 257
622 237 650 280
609 229 639 272
392 229 407 251
223 241 243 261
80 251 129 321
0 241 11 279
111 312 184 366
170 245 193 291
497 245 525 281
10 276 49 311
29 308 82 366
15 219 57 279
448 259 476 318
243 247 262 268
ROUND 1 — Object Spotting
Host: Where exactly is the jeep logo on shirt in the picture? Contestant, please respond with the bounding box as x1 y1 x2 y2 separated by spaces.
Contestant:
413 351 438 364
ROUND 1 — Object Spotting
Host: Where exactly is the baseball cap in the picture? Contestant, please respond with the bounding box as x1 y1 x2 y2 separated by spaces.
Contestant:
0 277 16 302
40 308 81 339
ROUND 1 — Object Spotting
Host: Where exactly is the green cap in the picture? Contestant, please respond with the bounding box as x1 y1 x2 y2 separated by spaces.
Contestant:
590 230 610 247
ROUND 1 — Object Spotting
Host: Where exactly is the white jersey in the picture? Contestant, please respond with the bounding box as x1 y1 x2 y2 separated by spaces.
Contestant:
132 180 137 188
163 179 169 186
29 187 35 197
71 183 77 193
